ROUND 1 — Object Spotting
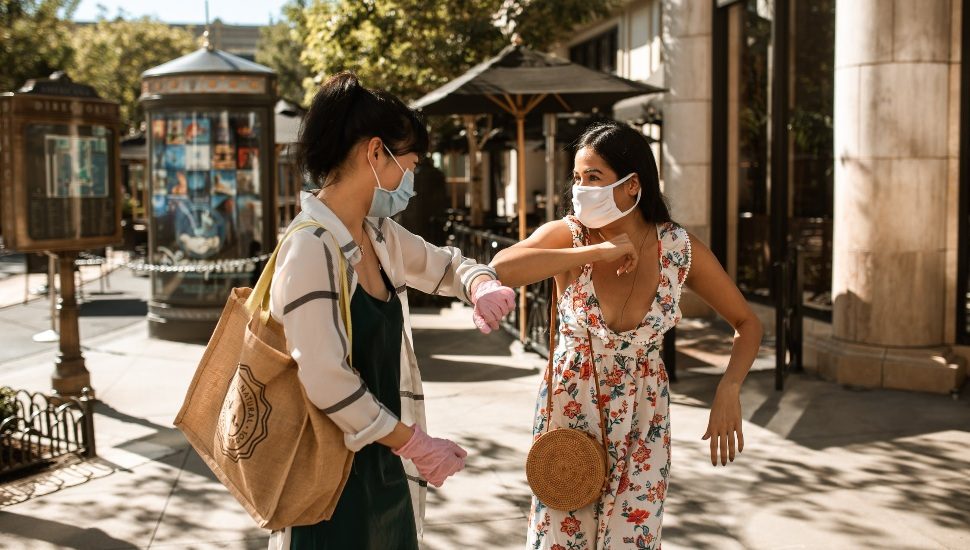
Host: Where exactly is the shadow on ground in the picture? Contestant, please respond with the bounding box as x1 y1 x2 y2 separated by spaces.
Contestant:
80 298 148 317
413 327 540 383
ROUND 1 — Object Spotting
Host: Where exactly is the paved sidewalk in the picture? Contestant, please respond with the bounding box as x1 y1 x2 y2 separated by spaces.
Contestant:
0 271 968 549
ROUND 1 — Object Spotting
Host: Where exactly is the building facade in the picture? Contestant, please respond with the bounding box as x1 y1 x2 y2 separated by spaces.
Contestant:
557 0 969 393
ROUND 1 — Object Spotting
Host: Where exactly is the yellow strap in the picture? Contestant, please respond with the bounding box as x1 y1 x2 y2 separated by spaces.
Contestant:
247 219 353 366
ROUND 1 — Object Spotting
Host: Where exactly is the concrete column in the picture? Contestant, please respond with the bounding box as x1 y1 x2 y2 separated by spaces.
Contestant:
807 0 965 393
662 0 713 317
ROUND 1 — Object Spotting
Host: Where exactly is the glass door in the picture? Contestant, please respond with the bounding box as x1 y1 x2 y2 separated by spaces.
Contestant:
714 0 835 317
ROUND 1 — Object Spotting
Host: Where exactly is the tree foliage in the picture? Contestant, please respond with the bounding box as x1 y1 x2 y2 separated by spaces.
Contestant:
0 0 78 92
256 0 312 105
300 0 619 103
68 15 197 133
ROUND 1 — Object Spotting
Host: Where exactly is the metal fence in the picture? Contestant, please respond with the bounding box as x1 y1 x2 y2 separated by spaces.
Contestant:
0 387 96 478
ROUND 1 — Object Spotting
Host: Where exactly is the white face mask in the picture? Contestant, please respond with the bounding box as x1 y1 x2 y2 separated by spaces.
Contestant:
571 172 641 228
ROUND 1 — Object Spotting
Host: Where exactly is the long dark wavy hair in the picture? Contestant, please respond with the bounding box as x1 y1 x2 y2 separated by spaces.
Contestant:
564 120 672 224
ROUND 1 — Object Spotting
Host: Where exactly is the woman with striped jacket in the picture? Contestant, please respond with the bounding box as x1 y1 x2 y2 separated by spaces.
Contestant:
267 72 516 550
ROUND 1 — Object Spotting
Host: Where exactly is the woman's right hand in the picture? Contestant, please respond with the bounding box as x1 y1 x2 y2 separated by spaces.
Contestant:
596 233 639 275
392 425 467 488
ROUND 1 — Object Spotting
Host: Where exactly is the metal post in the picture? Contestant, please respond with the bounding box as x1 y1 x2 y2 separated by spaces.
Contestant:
80 387 97 458
32 253 59 343
771 0 792 391
517 112 528 341
48 253 57 332
543 113 557 222
51 252 93 398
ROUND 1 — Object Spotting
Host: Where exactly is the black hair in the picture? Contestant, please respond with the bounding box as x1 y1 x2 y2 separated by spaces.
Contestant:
297 71 430 187
568 120 672 224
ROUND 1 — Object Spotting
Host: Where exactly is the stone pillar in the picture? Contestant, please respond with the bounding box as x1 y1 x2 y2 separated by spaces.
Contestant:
807 0 966 393
662 0 713 317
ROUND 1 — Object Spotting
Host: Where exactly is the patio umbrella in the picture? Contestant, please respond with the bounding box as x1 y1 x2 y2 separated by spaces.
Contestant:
413 38 663 339
412 39 664 241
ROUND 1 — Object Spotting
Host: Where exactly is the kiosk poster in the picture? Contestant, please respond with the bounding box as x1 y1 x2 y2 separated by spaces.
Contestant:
20 123 118 246
148 110 264 303
44 135 110 198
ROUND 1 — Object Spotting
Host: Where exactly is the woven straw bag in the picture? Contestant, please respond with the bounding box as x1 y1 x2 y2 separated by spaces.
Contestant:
525 285 608 511
174 220 355 530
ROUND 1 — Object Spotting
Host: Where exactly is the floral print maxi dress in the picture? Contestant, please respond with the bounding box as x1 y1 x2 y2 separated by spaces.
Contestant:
526 216 692 550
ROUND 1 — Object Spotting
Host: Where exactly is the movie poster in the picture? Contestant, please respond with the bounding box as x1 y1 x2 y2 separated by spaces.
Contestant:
185 118 211 144
237 147 257 170
236 169 258 195
212 144 235 169
151 119 167 141
185 145 211 170
212 170 237 196
164 145 185 171
215 113 232 144
166 119 185 145
166 170 188 195
152 192 168 217
186 171 209 200
148 109 265 303
173 198 225 260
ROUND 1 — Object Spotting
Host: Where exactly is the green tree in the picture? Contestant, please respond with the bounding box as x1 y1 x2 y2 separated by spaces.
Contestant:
68 15 196 133
300 0 618 102
0 0 78 92
256 0 312 105
298 0 618 226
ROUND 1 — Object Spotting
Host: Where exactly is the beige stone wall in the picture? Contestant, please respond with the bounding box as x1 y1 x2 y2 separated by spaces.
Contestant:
944 0 963 343
832 0 957 348
662 0 714 319
661 0 712 244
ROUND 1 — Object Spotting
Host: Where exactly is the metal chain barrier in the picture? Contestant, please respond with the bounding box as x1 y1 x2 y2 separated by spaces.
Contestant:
121 253 271 274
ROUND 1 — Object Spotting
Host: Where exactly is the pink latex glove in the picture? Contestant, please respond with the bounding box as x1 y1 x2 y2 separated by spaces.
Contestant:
392 425 468 488
471 279 516 334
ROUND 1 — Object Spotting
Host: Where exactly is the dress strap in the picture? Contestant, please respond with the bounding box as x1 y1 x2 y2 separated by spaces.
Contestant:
563 215 588 248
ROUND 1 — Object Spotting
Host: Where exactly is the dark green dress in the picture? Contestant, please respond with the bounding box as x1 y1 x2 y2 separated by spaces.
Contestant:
290 267 419 550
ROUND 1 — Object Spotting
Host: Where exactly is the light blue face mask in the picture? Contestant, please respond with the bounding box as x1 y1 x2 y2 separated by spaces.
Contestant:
367 144 416 218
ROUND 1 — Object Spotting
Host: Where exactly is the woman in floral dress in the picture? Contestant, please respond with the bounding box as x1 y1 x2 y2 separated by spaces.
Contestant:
491 121 763 549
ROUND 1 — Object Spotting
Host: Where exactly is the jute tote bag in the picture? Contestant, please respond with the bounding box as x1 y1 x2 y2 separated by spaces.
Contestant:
174 220 354 530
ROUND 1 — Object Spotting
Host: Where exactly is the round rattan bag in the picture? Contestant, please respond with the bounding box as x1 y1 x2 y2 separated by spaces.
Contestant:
526 427 607 511
526 293 609 511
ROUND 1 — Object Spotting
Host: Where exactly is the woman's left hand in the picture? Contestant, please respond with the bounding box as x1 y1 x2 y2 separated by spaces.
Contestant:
702 380 744 466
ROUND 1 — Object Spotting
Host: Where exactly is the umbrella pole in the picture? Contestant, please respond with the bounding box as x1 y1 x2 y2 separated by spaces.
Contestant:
516 113 527 341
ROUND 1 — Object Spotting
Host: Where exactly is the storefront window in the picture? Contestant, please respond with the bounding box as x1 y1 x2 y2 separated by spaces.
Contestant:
148 109 264 303
126 162 147 219
789 0 835 314
724 0 834 314
569 27 619 74
727 1 772 299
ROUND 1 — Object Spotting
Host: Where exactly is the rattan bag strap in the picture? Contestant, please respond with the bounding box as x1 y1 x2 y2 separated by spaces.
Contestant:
544 282 609 451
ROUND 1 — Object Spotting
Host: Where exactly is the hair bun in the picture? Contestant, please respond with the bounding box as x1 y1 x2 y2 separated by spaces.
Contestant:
297 72 429 188
325 71 361 94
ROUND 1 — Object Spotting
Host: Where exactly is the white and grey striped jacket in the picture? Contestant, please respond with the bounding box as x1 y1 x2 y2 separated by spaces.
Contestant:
269 191 496 534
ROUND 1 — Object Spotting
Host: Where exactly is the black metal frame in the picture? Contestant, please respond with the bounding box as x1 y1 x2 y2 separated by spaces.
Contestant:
770 0 796 390
713 0 801 389
711 1 730 267
0 387 96 478
958 0 970 345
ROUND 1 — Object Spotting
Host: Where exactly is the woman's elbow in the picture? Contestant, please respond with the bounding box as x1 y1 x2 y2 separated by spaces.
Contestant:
742 315 764 344
489 250 511 280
